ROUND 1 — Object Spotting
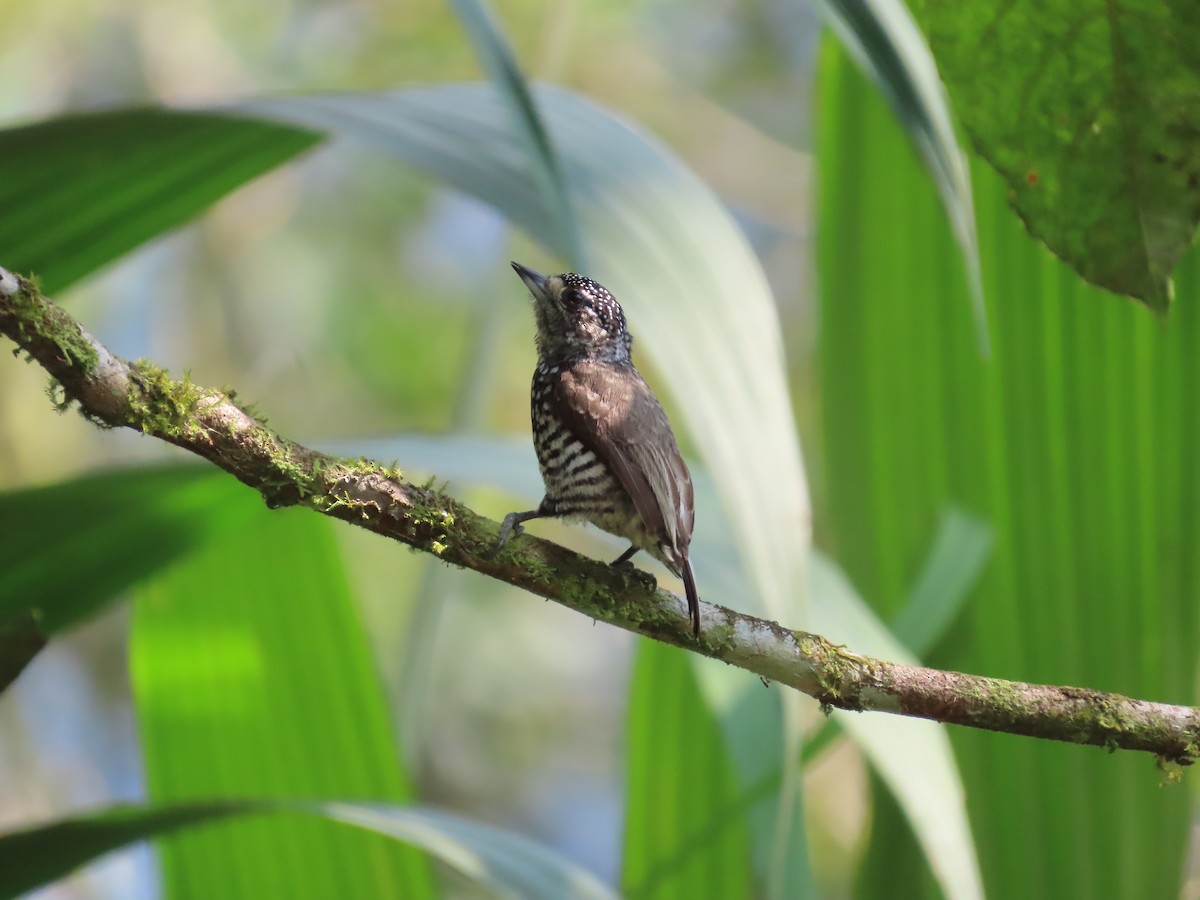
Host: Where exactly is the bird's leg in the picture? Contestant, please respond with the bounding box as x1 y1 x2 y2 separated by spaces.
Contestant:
497 498 559 548
623 567 658 594
610 545 640 568
497 509 542 548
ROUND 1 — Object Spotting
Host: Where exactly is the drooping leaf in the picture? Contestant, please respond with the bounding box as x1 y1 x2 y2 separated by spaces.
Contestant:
815 0 984 343
910 0 1200 309
0 802 254 900
448 0 585 266
0 109 320 294
130 508 434 898
0 800 617 900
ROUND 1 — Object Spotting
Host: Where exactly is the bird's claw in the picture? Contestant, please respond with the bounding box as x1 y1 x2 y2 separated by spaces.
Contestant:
617 566 657 593
496 513 524 549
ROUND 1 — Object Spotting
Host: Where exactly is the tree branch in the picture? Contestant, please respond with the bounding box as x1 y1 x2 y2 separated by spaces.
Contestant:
2 266 1198 765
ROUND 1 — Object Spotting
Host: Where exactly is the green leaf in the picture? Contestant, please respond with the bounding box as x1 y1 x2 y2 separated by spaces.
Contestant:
130 508 434 898
0 109 320 294
891 506 992 656
448 0 586 266
816 0 984 344
0 612 46 694
0 802 254 900
0 800 617 900
621 641 753 899
818 39 1197 898
0 466 256 633
910 0 1200 309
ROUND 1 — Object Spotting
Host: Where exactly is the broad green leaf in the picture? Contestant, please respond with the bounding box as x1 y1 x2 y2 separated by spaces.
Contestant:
815 0 984 344
911 0 1200 310
130 508 434 898
819 41 1197 899
892 506 992 656
0 110 320 294
621 641 753 899
0 466 255 633
0 800 616 900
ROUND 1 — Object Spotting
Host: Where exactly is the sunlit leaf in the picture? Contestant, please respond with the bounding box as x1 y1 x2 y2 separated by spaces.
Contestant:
131 509 434 898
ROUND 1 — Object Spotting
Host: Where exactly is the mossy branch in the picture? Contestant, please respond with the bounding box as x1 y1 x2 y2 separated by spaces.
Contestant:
2 267 1198 766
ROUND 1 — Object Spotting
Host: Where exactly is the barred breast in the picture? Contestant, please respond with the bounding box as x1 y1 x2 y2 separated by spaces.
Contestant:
531 363 642 539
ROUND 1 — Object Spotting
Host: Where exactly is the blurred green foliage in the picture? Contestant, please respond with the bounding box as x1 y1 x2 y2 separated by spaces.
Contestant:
2 0 1198 898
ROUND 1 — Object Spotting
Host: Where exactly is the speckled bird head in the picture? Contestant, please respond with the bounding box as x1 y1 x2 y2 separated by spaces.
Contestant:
511 262 632 364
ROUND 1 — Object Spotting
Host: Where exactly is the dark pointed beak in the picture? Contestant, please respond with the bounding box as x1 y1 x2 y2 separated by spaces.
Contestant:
511 261 550 303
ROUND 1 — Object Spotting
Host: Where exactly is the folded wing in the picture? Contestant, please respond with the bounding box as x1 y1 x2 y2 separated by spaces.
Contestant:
553 360 694 562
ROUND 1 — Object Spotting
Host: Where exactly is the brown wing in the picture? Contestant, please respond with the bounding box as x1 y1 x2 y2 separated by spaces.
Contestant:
554 360 694 557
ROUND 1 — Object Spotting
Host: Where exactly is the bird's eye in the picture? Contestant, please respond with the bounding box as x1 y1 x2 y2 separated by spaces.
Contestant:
560 289 582 308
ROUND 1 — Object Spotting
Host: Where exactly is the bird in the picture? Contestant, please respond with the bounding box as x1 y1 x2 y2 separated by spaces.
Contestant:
497 261 702 637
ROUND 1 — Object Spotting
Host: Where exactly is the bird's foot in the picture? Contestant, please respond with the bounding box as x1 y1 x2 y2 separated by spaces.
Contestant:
610 557 637 572
496 513 525 549
617 565 657 594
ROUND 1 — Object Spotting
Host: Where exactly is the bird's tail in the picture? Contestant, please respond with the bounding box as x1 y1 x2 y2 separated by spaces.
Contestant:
682 558 701 637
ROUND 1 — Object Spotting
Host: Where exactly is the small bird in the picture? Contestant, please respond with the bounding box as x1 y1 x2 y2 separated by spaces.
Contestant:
498 261 702 636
